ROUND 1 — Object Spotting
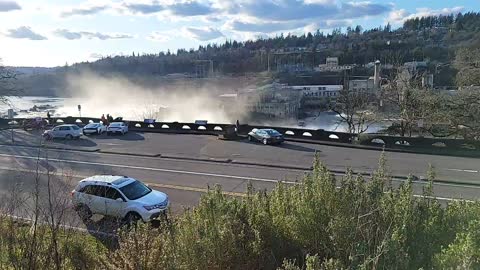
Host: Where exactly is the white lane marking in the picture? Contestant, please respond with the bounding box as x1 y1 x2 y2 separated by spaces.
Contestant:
1 152 480 196
0 153 288 184
330 171 480 189
0 144 301 173
0 153 476 203
446 168 478 173
412 194 473 203
1 145 478 186
0 152 479 190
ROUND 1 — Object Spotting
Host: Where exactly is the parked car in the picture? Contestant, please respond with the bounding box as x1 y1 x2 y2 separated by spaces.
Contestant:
83 122 106 135
107 122 128 135
43 124 82 140
22 117 48 131
248 128 284 145
71 175 169 223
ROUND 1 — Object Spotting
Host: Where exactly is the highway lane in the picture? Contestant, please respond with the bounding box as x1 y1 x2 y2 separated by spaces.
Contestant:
1 130 479 184
0 143 478 235
0 145 479 203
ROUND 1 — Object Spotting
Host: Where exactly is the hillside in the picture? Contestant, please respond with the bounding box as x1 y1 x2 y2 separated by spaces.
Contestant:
70 12 480 74
12 12 480 96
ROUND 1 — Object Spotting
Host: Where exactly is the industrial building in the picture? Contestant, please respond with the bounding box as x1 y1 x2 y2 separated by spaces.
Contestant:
315 57 355 72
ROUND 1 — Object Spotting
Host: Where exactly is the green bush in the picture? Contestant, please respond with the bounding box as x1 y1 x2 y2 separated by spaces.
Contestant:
0 218 107 269
3 154 480 269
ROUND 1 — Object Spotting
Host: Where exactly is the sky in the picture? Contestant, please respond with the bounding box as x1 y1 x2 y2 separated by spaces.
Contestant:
0 0 478 67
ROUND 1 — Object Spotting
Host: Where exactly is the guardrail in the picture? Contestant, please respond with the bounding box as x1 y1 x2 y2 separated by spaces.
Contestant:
1 117 479 153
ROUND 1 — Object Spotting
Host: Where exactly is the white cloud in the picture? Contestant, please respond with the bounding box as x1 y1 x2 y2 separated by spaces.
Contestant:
121 0 216 18
182 27 224 41
82 32 133 40
304 20 351 33
219 0 390 22
4 26 47 40
167 1 215 16
122 0 164 15
147 31 173 42
216 0 392 36
89 53 105 59
387 6 464 25
387 9 410 24
0 0 20 12
226 19 307 33
54 29 82 40
54 29 133 40
60 4 108 17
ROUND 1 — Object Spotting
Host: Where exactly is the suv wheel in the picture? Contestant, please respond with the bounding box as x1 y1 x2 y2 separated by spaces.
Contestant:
124 212 142 226
248 135 253 141
65 134 73 140
262 138 268 145
76 205 92 221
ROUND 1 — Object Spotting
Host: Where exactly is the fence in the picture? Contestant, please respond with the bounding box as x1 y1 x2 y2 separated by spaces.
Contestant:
1 117 479 153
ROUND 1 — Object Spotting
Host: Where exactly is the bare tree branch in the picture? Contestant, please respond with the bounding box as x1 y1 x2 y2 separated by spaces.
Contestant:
0 59 20 106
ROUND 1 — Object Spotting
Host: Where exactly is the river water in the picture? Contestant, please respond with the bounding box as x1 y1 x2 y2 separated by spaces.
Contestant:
1 96 386 132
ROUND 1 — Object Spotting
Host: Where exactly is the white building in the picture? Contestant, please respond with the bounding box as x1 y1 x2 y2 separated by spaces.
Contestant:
315 57 355 72
288 85 343 107
290 85 343 97
234 84 302 118
349 79 375 93
326 57 339 66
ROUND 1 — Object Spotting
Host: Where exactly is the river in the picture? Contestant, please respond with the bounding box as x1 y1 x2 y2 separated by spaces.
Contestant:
1 96 386 132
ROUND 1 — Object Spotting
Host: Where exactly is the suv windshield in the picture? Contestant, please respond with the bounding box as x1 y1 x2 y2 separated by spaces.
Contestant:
119 180 151 200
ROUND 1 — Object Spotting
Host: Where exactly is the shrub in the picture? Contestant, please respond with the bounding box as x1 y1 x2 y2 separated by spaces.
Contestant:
2 153 480 269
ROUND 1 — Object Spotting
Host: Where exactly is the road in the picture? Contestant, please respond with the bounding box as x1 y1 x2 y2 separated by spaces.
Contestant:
0 130 479 233
1 129 479 182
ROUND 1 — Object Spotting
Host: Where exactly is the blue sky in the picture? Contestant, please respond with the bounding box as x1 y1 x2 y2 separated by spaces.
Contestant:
0 0 478 67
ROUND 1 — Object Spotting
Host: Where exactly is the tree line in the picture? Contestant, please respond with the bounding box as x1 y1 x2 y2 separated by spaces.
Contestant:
64 12 480 77
331 47 480 140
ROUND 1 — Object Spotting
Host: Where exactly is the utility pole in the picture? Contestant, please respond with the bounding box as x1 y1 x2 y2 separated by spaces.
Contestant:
267 51 271 72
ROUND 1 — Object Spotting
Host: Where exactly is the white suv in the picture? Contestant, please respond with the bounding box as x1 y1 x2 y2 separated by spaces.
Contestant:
43 124 82 140
71 175 169 223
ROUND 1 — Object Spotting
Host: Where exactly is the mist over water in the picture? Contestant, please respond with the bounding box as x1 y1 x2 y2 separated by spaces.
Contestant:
1 72 386 132
57 72 237 123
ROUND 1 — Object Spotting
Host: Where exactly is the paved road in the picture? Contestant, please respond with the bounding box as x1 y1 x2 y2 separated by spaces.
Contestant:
1 129 479 184
0 139 478 234
0 143 479 200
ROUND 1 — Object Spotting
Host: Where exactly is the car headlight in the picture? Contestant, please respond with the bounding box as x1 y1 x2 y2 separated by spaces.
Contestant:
143 205 156 211
143 198 169 211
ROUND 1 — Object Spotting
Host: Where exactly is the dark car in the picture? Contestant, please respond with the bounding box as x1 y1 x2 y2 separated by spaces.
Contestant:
22 118 48 131
248 129 284 145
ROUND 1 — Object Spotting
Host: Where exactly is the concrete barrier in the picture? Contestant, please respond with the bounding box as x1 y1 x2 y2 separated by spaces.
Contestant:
2 117 478 154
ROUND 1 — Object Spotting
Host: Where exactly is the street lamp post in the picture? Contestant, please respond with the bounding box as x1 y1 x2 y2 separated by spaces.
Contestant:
7 108 14 144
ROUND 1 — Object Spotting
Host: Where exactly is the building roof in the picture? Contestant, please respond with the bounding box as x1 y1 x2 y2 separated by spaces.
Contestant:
219 93 238 98
289 85 343 89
